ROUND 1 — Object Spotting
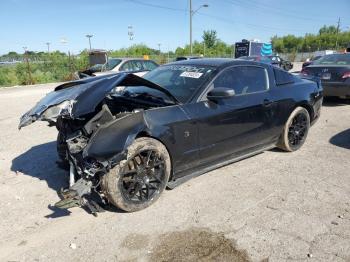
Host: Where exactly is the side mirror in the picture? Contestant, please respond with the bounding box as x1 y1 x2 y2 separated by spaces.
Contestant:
207 87 235 100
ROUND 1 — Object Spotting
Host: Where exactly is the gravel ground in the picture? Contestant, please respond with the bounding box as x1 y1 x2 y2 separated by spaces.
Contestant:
0 83 349 262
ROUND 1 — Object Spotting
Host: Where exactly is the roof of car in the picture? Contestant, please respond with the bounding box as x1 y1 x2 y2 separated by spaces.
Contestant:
109 57 155 62
167 58 265 68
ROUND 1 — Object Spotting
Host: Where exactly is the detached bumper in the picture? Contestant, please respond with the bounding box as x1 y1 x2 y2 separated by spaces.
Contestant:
322 82 350 98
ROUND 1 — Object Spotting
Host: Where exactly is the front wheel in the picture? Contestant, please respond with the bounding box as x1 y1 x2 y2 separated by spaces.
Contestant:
102 137 171 212
278 107 310 152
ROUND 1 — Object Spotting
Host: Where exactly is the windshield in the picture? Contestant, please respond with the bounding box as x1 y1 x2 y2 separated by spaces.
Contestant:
313 54 350 65
106 58 122 70
89 58 122 72
142 64 215 103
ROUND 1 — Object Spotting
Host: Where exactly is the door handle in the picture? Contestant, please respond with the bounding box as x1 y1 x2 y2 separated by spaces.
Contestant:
263 99 273 107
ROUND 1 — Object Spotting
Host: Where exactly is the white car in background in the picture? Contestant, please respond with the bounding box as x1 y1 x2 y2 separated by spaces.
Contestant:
78 58 159 78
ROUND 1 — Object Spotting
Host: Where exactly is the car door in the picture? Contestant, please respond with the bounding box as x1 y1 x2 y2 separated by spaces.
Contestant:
182 65 276 165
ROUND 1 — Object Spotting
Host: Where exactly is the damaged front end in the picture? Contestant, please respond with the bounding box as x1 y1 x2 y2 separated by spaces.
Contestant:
19 73 177 215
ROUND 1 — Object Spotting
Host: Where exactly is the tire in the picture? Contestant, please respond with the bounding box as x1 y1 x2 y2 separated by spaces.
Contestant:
278 107 310 152
57 132 68 162
102 137 171 212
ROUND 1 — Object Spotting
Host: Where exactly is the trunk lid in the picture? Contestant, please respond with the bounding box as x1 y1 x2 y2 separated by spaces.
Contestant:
305 65 350 82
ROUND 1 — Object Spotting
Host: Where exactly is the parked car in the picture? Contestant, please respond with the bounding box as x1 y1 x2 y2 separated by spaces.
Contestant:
301 53 350 98
19 59 322 214
78 58 159 78
267 55 293 71
302 56 322 69
238 55 293 71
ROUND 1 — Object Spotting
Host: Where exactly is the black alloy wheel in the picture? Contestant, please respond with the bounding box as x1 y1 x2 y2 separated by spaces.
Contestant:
278 107 310 152
102 137 171 212
287 112 308 149
120 150 166 203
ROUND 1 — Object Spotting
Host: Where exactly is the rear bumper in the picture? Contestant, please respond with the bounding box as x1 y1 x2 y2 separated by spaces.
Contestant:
322 82 350 97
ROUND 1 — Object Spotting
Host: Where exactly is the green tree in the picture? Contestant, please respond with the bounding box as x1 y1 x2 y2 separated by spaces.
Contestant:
202 30 218 49
319 25 337 35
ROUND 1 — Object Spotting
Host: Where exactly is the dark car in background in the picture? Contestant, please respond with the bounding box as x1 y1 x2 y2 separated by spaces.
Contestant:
302 56 322 69
267 55 293 71
301 53 350 98
19 59 322 213
238 55 293 71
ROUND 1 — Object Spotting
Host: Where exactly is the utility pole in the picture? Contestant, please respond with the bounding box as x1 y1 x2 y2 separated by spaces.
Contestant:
23 46 33 85
86 34 93 50
127 25 134 57
46 42 50 53
190 0 192 55
189 0 208 55
128 25 134 41
335 17 340 50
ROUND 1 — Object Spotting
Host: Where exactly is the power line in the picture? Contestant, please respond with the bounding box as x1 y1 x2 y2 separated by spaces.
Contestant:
197 12 304 33
125 0 186 12
222 0 336 23
123 0 306 32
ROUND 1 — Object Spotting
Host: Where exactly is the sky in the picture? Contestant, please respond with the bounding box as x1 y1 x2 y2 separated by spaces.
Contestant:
1 0 349 55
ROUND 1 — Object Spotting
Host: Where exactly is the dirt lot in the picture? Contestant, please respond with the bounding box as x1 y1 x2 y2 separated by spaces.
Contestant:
0 84 349 262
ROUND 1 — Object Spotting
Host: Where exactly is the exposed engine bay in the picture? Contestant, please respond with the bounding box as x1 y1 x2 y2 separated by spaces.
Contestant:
19 73 178 215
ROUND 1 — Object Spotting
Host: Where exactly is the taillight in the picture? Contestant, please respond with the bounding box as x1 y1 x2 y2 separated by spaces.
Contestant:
301 68 310 75
342 71 350 79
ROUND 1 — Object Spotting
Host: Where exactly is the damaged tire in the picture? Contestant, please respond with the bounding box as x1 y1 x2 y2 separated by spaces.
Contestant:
102 137 171 212
278 107 310 152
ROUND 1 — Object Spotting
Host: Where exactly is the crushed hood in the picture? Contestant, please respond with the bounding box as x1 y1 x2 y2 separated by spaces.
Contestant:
19 73 179 129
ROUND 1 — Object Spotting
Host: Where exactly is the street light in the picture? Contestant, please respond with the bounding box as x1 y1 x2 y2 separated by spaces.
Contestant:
189 0 208 55
46 42 50 53
86 34 93 50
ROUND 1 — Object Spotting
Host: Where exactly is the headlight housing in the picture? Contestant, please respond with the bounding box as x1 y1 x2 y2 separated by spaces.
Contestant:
41 100 75 120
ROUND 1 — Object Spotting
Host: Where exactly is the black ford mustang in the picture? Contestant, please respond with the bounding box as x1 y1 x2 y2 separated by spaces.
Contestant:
19 59 323 213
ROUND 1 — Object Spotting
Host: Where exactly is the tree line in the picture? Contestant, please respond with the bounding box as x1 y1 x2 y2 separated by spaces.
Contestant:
271 25 350 53
1 25 349 87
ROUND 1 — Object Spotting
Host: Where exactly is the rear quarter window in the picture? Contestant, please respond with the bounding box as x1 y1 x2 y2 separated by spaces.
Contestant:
274 68 295 86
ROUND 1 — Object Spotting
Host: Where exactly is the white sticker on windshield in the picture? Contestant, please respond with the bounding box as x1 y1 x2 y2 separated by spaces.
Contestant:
180 71 203 78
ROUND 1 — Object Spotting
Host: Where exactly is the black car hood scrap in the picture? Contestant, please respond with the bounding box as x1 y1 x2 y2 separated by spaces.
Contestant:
19 73 179 129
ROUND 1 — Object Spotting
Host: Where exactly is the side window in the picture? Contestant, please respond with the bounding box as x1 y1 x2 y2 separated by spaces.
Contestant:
142 61 158 71
274 68 295 85
212 66 269 95
132 61 143 71
120 61 134 72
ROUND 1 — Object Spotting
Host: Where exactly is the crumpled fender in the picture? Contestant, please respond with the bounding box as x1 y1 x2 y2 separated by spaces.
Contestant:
82 111 148 160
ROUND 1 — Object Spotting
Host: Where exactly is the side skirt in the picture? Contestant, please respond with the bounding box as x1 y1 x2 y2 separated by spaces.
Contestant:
167 144 276 189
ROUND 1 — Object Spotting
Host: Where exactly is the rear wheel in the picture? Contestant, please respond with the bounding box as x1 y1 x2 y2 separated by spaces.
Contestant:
278 107 310 152
102 137 171 212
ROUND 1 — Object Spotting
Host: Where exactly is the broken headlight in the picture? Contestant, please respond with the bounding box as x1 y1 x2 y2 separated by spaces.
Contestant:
41 100 75 120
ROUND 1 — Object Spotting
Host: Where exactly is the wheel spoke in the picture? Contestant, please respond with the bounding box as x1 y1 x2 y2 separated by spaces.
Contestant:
145 184 150 200
145 150 152 165
122 169 137 177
